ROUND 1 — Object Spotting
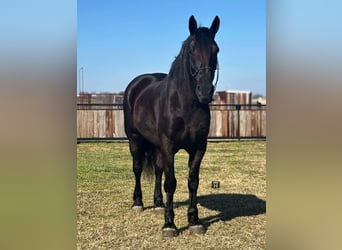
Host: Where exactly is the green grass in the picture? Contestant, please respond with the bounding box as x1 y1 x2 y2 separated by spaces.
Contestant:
77 141 266 249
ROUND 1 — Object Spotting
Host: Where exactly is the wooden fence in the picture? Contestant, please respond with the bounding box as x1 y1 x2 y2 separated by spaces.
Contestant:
209 104 266 138
77 104 266 140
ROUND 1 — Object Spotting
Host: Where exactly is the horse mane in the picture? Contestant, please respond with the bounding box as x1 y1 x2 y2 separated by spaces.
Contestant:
168 38 192 81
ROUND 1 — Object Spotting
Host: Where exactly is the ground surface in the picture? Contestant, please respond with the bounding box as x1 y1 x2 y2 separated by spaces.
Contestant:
77 141 266 249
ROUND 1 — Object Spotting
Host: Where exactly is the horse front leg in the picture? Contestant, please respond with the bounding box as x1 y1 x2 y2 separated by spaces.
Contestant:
161 153 178 238
187 148 206 234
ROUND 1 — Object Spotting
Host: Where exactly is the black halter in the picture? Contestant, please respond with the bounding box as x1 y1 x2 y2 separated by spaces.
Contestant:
189 60 220 92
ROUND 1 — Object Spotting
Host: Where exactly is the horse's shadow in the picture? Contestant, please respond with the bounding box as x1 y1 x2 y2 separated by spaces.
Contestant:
174 193 266 233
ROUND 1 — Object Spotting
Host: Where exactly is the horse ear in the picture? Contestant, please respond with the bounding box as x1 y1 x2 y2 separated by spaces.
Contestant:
210 16 220 37
189 15 197 35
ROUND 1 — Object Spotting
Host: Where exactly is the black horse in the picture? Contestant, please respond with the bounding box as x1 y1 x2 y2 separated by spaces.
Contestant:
123 15 220 238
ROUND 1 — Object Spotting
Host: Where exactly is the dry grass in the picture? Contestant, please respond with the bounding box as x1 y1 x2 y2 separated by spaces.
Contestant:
77 141 266 249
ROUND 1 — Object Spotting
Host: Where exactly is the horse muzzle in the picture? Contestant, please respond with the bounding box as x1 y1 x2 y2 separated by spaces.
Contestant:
195 84 214 104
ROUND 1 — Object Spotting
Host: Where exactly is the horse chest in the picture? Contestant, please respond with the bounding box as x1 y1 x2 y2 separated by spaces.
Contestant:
168 110 209 143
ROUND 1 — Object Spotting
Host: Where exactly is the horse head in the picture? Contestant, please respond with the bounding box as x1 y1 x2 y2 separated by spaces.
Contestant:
188 15 220 104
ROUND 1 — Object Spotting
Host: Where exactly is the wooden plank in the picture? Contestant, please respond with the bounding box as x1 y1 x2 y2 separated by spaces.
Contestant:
93 111 98 138
251 110 257 137
114 110 125 137
221 111 228 137
99 111 106 138
262 110 267 137
244 111 251 137
106 110 114 138
76 110 82 138
229 110 238 137
216 111 222 137
209 110 216 137
248 111 253 137
241 111 246 137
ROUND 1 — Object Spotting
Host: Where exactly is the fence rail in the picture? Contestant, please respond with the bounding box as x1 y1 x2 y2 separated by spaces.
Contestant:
77 103 266 141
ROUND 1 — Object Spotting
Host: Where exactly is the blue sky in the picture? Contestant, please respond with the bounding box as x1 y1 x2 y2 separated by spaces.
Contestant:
77 0 265 96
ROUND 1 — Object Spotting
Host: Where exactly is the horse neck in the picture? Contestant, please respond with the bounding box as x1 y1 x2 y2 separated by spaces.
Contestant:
167 43 196 101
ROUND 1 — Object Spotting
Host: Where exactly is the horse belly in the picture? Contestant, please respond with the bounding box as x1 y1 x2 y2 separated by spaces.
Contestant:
135 112 160 145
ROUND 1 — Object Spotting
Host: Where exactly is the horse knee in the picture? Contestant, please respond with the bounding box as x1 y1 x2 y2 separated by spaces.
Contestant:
188 178 199 192
164 177 177 193
133 160 142 171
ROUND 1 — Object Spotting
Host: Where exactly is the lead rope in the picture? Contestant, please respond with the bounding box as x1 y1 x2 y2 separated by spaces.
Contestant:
213 60 219 92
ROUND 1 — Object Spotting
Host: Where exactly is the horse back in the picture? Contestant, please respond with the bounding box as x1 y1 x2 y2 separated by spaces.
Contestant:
123 73 167 143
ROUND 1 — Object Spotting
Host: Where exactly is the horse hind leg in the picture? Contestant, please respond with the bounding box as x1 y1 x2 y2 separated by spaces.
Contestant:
132 157 144 212
153 150 165 213
129 139 144 212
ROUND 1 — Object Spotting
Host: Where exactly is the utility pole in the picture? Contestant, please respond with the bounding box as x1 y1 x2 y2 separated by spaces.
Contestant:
78 67 84 94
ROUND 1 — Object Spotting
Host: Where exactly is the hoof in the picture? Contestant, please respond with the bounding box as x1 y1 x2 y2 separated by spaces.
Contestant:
154 206 165 214
131 205 143 212
189 224 205 235
162 227 178 238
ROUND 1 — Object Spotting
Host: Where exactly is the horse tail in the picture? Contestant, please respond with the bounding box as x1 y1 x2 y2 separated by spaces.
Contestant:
142 148 155 181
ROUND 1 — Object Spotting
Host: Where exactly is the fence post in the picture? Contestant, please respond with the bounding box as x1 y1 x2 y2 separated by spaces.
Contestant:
236 104 241 141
